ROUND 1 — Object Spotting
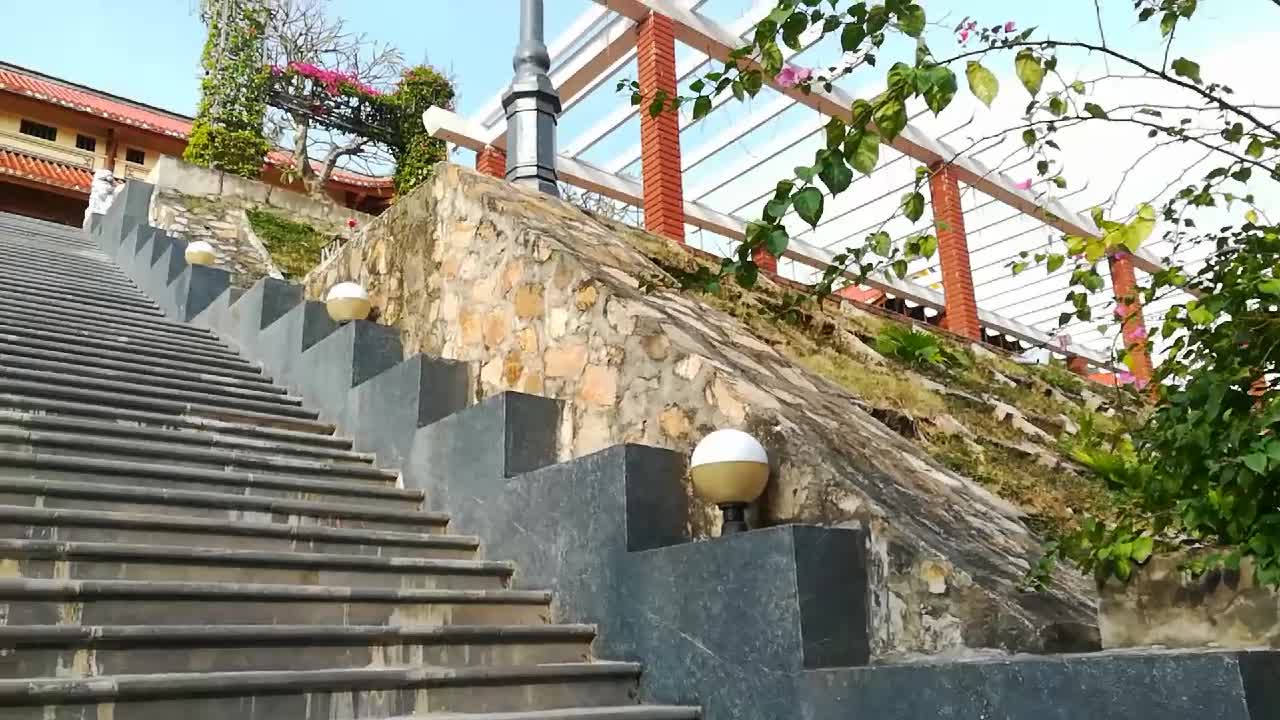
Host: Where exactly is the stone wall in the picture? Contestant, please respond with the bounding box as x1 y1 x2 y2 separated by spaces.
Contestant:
303 164 1104 659
146 156 368 286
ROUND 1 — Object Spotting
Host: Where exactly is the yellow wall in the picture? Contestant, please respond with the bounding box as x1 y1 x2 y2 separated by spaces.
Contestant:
0 103 170 178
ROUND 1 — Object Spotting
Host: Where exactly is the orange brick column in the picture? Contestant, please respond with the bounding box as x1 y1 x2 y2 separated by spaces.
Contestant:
476 146 507 178
928 163 981 340
1109 251 1154 383
637 12 685 242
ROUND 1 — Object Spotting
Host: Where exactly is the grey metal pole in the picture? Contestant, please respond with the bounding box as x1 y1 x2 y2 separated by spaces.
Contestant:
502 0 561 196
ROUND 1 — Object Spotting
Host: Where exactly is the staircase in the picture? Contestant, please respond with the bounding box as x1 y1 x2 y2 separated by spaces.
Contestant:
0 211 698 719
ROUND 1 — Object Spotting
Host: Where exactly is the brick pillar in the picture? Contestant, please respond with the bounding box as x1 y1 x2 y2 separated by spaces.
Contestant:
1109 252 1154 382
637 11 685 242
752 246 778 274
928 163 981 340
476 146 507 178
1066 356 1089 376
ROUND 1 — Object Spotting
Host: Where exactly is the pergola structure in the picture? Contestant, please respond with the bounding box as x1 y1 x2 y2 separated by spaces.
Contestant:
424 0 1179 380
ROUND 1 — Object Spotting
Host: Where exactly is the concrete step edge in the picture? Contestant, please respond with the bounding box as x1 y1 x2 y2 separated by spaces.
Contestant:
0 328 257 373
0 342 280 392
406 708 701 720
0 311 239 354
0 577 550 604
0 623 596 648
0 336 270 383
0 291 215 335
0 274 158 309
0 354 293 404
0 323 255 370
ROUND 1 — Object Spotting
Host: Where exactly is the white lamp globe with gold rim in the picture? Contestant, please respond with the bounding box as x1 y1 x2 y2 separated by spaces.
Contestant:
184 240 217 266
690 428 769 534
325 281 372 323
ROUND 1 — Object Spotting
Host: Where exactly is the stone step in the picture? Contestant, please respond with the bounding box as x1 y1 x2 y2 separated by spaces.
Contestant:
0 308 244 357
0 475 447 534
0 353 293 406
0 283 164 319
0 426 397 482
409 709 701 720
0 504 477 560
0 577 552 626
0 340 280 393
0 410 373 465
1 333 271 385
0 237 124 264
0 248 128 280
0 377 331 434
0 393 348 450
0 289 217 338
0 451 418 508
0 663 639 718
0 271 158 310
0 320 254 371
0 538 514 590
0 623 596 677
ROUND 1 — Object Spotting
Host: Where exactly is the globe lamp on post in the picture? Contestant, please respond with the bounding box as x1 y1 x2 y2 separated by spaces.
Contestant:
690 429 769 535
324 282 372 323
184 240 217 266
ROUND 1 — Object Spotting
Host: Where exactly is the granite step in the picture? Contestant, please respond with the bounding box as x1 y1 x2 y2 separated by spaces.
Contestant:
0 283 165 318
0 577 552 626
0 426 397 482
0 394 349 451
0 248 130 278
0 663 640 718
0 475 447 534
0 623 596 677
0 504 476 559
0 334 271 384
0 341 280 393
0 272 159 310
0 538 513 590
0 410 373 466
0 353 293 405
0 321 255 371
0 377 330 433
0 309 245 356
0 289 218 337
409 709 701 720
0 452 418 507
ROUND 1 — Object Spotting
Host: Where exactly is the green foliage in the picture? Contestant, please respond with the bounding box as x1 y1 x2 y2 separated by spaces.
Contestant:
384 66 456 194
244 207 331 279
875 325 947 368
184 0 271 178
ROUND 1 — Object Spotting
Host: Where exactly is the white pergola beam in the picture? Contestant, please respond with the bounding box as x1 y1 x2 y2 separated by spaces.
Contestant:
425 105 1110 366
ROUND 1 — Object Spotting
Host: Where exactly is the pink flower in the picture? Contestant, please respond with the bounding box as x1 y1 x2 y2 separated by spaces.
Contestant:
346 218 357 229
1004 21 1017 32
775 65 812 88
1114 304 1131 319
1053 334 1071 350
1014 178 1033 191
1124 326 1148 343
966 20 978 30
1115 370 1136 385
958 29 970 43
1134 377 1150 391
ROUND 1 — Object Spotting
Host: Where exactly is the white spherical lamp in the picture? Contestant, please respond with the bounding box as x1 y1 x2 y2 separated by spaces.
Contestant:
184 240 217 266
690 429 770 534
325 281 372 322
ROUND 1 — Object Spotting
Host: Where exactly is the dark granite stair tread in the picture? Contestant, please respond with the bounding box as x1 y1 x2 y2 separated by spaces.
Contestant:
0 623 595 648
0 250 130 277
1 354 295 405
0 505 474 550
0 538 514 576
0 395 350 450
0 662 640 705
0 336 271 383
0 285 165 319
1 343 281 392
1 476 447 527
0 379 334 433
0 406 367 460
0 450 417 499
0 295 221 339
0 313 244 357
0 328 255 373
0 274 158 309
0 255 140 283
0 577 550 603
408 708 701 720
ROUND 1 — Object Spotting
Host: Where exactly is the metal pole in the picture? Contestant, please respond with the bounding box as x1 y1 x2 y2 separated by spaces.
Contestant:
502 0 561 196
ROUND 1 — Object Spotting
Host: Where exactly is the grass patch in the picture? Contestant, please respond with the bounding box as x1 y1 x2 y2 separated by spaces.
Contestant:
245 207 331 279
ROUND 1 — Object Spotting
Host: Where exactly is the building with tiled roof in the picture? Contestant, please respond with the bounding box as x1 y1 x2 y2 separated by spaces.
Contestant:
0 61 394 225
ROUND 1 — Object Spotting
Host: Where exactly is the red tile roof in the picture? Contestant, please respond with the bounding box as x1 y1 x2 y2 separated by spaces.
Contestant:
0 63 393 191
0 147 93 194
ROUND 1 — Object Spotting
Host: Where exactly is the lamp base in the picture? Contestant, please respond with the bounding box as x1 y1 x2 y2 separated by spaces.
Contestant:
719 502 749 535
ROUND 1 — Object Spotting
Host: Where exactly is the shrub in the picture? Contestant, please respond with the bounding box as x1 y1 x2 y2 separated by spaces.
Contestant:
245 207 329 279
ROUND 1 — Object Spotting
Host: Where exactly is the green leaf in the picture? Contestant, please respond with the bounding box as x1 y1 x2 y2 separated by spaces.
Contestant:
1047 254 1065 273
921 66 957 115
766 228 790 256
1014 49 1045 97
873 97 908 140
1187 303 1214 325
819 154 854 195
692 95 712 121
919 234 937 258
1070 80 1086 93
871 231 891 257
1247 209 1260 225
1247 138 1264 158
1084 103 1108 119
1048 95 1066 117
1160 11 1177 36
735 260 759 288
764 196 790 220
1122 204 1156 252
795 165 816 182
902 192 925 222
793 187 824 227
840 22 866 52
846 130 880 174
1022 128 1036 147
966 61 999 108
1258 279 1280 295
892 259 908 278
1131 536 1154 564
1114 556 1132 581
896 3 926 37
1244 454 1269 474
1171 57 1202 85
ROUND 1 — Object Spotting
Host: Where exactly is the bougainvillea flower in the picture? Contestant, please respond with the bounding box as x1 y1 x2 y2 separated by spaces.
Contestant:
1014 178 1033 190
346 218 358 229
775 65 812 88
1004 21 1017 32
1124 326 1148 343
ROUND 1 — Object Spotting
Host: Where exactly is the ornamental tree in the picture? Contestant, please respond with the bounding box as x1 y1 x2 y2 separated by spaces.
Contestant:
624 0 1280 585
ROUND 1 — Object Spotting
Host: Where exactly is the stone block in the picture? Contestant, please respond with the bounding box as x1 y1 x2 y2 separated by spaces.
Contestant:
252 301 342 397
293 319 403 424
340 354 470 468
219 277 304 357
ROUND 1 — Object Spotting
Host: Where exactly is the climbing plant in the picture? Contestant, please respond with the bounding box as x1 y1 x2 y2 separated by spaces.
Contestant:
620 0 1280 584
185 0 272 178
382 65 456 194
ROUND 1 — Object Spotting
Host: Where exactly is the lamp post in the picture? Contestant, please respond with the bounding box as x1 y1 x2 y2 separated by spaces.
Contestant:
502 0 561 196
690 429 770 535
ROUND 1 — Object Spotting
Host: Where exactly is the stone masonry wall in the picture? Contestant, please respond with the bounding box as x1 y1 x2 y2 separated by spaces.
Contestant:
304 163 1099 659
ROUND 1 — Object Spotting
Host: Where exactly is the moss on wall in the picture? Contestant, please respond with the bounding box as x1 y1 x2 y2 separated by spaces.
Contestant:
245 207 330 279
